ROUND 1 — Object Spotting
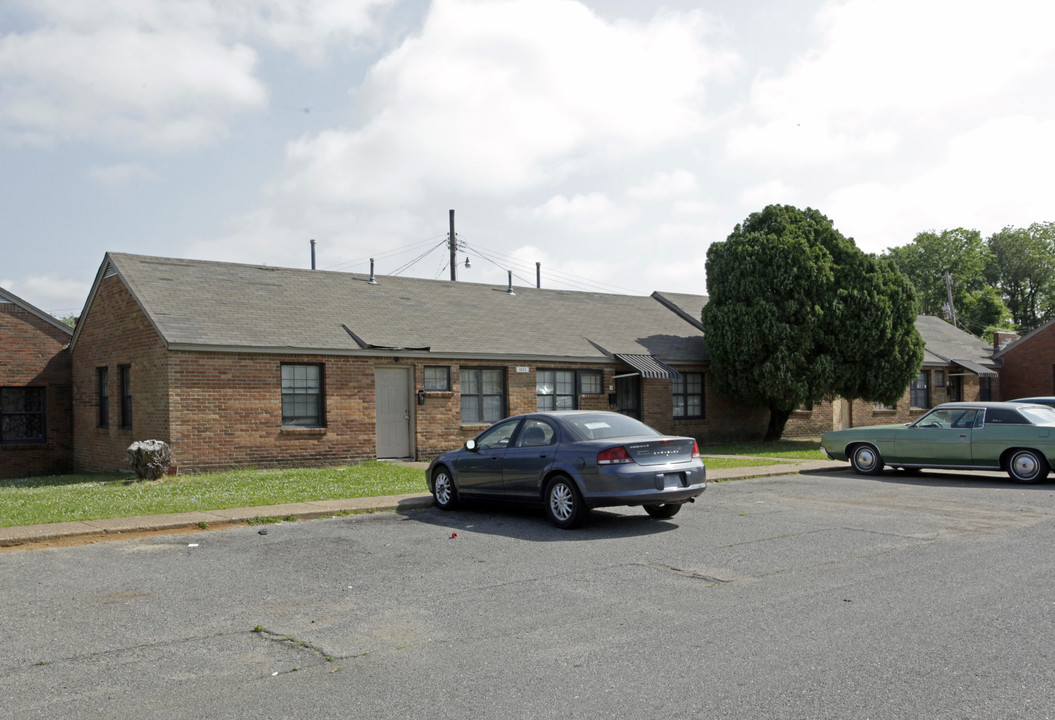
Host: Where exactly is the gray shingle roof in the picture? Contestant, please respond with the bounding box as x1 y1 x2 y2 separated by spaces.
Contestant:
101 253 707 363
914 315 997 372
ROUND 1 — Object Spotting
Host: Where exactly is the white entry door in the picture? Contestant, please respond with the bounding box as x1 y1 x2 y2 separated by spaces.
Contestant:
375 367 412 458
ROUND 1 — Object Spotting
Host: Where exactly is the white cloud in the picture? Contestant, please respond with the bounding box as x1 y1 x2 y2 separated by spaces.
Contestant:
518 193 638 233
827 115 1055 254
0 274 92 318
627 170 700 201
726 0 1055 168
737 179 800 211
0 0 394 148
276 0 737 206
87 163 158 189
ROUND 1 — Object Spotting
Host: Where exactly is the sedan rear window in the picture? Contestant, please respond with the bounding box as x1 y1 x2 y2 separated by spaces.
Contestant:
1018 406 1055 426
564 413 659 440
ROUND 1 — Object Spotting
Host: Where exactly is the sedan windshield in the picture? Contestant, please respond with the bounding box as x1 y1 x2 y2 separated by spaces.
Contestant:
563 413 659 440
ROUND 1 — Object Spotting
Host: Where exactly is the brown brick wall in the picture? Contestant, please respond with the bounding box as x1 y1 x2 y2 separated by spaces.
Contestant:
165 351 379 472
999 324 1055 400
72 276 170 472
0 302 72 478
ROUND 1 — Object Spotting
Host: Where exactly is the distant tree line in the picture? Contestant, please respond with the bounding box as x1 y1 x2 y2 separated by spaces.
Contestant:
882 222 1055 339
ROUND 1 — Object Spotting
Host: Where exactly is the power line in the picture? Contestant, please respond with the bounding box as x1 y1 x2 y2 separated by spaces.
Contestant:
460 237 643 295
320 234 449 272
388 238 449 277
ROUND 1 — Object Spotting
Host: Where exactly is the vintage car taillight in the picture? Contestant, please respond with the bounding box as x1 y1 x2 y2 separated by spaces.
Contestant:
597 446 634 465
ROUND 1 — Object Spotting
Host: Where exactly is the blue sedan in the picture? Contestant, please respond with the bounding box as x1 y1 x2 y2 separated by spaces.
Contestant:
426 411 706 528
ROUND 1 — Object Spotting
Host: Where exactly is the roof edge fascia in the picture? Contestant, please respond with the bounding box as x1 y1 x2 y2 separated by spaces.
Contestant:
165 343 621 364
650 291 706 331
0 286 74 337
164 343 710 366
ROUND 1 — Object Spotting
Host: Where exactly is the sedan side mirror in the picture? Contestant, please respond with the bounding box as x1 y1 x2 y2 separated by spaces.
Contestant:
465 439 477 452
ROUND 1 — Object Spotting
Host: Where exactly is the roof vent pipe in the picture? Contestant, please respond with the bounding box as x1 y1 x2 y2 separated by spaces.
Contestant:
507 270 515 295
310 239 316 270
536 262 541 289
368 258 378 285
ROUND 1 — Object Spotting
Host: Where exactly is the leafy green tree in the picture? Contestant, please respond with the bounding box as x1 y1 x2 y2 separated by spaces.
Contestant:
884 228 1010 336
985 222 1055 333
702 205 924 441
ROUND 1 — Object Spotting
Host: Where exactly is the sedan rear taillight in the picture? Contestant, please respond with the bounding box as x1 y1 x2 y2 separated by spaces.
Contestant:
692 440 700 459
597 446 634 465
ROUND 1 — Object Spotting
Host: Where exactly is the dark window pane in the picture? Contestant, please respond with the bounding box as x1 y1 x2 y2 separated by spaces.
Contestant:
0 387 46 443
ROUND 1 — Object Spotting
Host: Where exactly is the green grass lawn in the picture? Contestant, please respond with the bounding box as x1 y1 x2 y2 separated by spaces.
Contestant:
2 441 823 528
700 438 824 460
0 461 426 528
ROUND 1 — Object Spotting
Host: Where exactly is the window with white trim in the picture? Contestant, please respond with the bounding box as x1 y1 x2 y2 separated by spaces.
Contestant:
281 364 324 427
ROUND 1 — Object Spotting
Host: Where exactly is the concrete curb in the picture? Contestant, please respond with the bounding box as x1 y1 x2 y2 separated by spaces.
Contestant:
0 460 846 550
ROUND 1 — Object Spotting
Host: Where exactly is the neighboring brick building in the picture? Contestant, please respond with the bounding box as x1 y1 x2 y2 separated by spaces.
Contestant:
996 319 1055 400
0 287 73 478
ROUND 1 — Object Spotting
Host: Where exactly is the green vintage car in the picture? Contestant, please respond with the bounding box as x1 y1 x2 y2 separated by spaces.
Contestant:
820 402 1055 483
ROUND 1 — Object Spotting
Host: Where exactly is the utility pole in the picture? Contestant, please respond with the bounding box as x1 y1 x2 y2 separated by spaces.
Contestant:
449 209 457 281
944 271 957 327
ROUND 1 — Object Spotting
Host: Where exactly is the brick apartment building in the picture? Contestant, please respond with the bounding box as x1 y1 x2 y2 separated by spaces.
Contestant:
0 252 1015 477
0 287 73 479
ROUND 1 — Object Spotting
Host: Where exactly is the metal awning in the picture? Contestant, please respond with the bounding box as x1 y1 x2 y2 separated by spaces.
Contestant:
952 358 998 378
615 354 680 379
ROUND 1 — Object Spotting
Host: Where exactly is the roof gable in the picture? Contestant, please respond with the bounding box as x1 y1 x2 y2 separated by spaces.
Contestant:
995 316 1055 358
0 286 74 337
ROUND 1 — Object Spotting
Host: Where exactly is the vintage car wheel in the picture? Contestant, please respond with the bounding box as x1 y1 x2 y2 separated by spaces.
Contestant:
849 444 884 475
431 467 459 510
644 503 682 519
1006 449 1050 484
544 475 587 529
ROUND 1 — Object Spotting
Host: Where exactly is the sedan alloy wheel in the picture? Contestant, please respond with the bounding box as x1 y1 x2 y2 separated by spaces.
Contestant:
545 476 587 529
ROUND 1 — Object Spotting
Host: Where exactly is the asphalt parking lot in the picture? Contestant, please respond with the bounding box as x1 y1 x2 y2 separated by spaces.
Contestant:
3 468 1055 719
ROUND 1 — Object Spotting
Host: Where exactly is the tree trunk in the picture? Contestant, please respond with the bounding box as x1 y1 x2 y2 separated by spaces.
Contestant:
764 407 793 442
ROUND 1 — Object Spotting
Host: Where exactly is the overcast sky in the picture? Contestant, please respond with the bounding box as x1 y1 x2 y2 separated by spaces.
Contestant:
3 0 1054 317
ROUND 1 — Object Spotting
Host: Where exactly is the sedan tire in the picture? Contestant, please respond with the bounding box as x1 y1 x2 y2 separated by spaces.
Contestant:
849 444 884 475
1006 449 1050 484
644 503 682 519
544 475 588 529
432 467 459 510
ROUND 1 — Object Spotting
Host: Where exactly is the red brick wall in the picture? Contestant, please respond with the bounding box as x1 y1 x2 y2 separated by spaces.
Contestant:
0 301 72 478
999 324 1055 400
72 276 170 472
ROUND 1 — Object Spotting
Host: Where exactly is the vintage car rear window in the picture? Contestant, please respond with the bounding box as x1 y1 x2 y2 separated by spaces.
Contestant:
1018 406 1055 426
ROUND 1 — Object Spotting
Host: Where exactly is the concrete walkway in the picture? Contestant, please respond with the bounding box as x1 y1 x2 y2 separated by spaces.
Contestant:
0 457 846 550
